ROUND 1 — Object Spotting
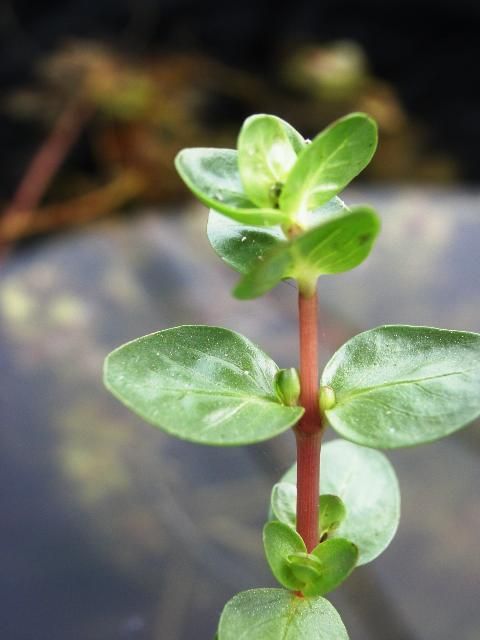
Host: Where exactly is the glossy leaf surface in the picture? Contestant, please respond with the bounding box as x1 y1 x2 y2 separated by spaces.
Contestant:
234 206 380 299
322 325 480 448
207 210 285 274
175 148 289 225
278 439 400 564
237 114 304 208
279 112 377 216
104 326 303 446
263 521 306 590
218 589 349 640
207 197 348 276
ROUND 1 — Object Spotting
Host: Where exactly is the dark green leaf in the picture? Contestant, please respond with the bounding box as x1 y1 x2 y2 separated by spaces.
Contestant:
237 114 304 208
218 589 349 640
104 326 303 446
263 521 306 590
234 206 380 299
322 325 480 448
279 113 377 216
175 148 290 226
207 210 285 274
276 439 400 564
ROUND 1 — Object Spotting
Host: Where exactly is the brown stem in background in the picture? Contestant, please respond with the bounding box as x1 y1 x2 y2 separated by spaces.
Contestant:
295 288 323 552
0 98 92 260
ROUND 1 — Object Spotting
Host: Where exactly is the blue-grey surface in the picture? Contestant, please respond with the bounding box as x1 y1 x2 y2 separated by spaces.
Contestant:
1 187 479 640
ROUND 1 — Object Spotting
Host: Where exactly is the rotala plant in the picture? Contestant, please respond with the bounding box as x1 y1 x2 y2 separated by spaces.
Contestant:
103 113 480 638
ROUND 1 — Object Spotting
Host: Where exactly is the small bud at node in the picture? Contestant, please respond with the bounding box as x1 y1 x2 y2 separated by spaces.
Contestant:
274 368 301 406
318 385 336 412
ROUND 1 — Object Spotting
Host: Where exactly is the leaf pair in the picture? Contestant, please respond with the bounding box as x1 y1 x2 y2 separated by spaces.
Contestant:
176 112 378 228
104 325 480 449
263 521 358 597
272 439 401 565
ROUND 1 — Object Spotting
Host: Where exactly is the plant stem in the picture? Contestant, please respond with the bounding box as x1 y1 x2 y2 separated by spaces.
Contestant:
295 288 323 552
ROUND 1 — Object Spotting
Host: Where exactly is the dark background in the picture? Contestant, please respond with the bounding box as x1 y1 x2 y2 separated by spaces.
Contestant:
1 3 480 640
1 0 480 197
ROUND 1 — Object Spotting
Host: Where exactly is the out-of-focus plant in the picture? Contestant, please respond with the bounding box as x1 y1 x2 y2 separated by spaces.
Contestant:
2 39 456 250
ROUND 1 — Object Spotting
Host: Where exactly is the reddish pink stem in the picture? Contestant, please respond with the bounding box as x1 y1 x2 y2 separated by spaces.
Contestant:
295 290 323 552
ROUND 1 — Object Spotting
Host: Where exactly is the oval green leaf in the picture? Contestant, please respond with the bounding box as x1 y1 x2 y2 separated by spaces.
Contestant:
238 114 305 208
279 112 378 216
263 521 306 590
175 148 290 226
104 326 303 446
322 325 480 448
233 206 380 299
218 588 349 640
276 439 400 565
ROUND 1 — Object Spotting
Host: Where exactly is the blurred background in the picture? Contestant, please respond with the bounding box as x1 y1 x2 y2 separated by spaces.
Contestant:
1 1 479 639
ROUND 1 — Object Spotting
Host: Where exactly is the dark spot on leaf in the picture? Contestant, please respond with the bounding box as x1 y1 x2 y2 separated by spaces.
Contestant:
358 233 372 245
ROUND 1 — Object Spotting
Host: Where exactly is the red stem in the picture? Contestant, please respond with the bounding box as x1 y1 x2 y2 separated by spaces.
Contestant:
295 289 323 552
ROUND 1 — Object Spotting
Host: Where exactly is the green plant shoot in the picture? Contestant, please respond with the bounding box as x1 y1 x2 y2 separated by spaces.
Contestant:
103 112 480 638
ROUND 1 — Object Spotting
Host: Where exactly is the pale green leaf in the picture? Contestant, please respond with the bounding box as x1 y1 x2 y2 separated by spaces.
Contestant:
234 206 380 299
263 521 306 591
218 589 349 640
271 487 347 537
277 439 400 564
104 326 303 446
322 325 480 448
175 148 289 226
306 538 358 596
279 112 377 216
238 114 304 208
319 495 347 537
271 482 297 528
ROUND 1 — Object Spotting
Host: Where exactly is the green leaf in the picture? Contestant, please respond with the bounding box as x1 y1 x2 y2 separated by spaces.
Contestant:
276 439 400 565
279 112 377 216
287 552 323 586
237 114 305 208
271 483 297 528
322 325 480 448
104 325 303 446
305 538 358 596
263 521 306 591
218 589 349 640
234 206 380 299
319 495 347 537
207 210 285 274
175 148 289 226
271 487 347 537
